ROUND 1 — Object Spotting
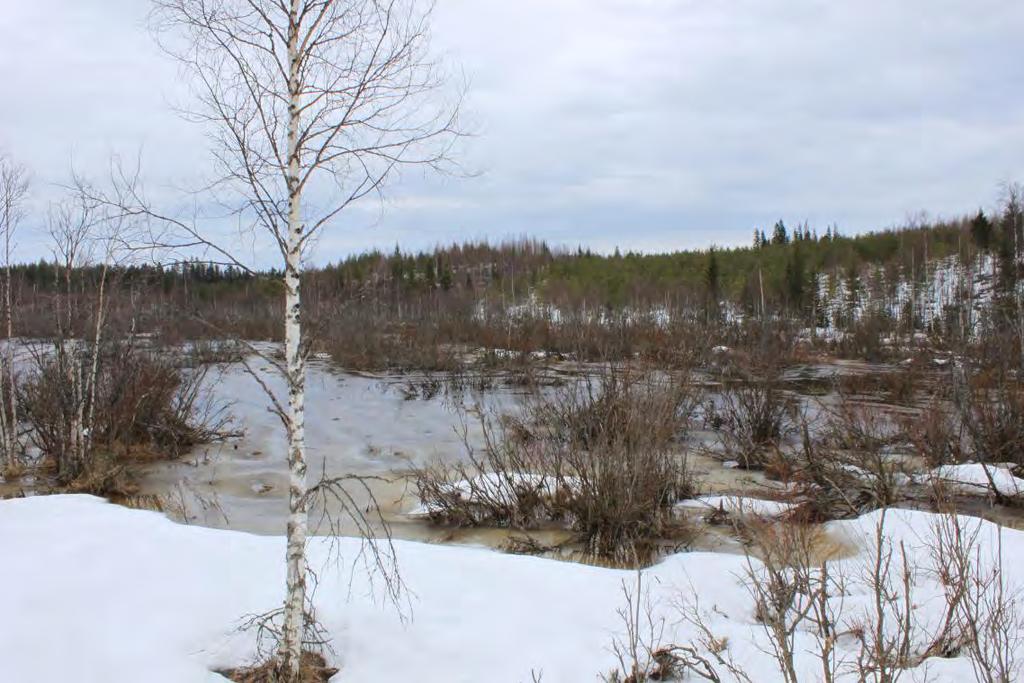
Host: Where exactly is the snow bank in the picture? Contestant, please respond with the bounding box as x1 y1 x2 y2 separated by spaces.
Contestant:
1 495 673 682
1 496 1021 682
676 494 795 519
927 463 1024 497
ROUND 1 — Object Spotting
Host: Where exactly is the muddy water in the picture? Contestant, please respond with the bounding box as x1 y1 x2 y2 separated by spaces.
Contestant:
134 352 794 555
137 357 520 538
65 348 953 558
6 339 997 559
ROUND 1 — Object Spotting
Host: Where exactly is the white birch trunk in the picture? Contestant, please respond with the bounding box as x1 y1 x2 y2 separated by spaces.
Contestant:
84 263 109 458
129 3 460 674
1 198 15 468
280 0 308 676
4 258 15 465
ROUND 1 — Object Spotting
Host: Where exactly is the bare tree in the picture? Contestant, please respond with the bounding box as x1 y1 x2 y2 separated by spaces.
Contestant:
47 197 96 478
34 192 128 482
84 1 462 678
0 154 28 472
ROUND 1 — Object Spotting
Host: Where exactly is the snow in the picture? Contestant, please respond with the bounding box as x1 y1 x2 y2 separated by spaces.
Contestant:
927 463 1024 497
2 495 1022 682
676 494 795 519
404 472 578 517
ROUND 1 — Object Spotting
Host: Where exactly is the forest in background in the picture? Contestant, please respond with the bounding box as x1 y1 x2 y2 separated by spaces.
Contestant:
6 185 1023 369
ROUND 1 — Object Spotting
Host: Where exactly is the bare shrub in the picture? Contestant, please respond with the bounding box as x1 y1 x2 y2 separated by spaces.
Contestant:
835 313 898 363
733 515 849 683
414 365 699 562
219 471 402 683
959 534 1024 683
18 339 228 492
605 571 754 683
792 396 909 520
220 598 337 683
789 423 870 520
707 364 797 470
904 397 963 468
611 516 847 683
180 338 246 366
955 368 1024 471
605 571 675 683
600 488 1024 682
848 509 916 683
932 511 1024 683
319 314 461 373
673 595 755 683
826 401 907 505
836 367 920 408
947 367 1024 505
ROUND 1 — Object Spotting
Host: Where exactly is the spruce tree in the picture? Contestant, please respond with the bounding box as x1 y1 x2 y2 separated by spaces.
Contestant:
771 220 789 245
970 210 993 251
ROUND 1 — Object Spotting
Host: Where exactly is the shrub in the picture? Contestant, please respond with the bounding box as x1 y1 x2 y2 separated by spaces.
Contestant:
414 365 699 563
18 339 227 492
955 368 1024 470
707 362 797 469
904 396 963 468
791 394 909 520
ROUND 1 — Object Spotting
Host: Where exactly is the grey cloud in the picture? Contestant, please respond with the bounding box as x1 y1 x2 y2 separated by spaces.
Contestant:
1 0 1022 264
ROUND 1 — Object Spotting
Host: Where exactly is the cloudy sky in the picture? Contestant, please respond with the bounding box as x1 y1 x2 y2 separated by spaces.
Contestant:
1 0 1022 264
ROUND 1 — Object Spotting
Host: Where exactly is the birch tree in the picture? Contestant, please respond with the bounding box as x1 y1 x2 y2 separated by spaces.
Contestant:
90 1 461 678
0 154 28 472
42 191 130 482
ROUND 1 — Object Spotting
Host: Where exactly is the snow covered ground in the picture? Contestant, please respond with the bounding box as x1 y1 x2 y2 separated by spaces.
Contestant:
2 495 1022 682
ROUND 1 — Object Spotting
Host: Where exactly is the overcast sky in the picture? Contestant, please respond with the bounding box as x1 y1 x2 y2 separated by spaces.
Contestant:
1 0 1022 264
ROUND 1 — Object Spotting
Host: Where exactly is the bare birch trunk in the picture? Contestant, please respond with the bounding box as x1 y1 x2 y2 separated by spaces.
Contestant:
109 3 462 675
62 262 83 476
0 158 26 470
0 205 8 468
281 1 308 675
0 248 12 468
281 249 307 678
84 263 110 458
4 249 15 465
